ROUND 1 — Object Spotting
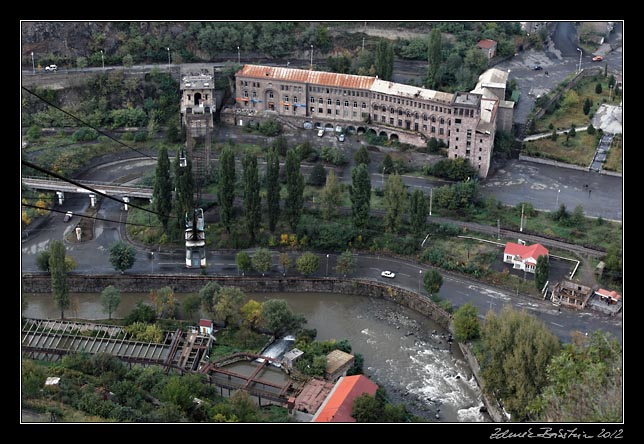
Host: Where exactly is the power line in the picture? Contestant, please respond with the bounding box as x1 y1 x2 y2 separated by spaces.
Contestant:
21 203 162 228
21 86 156 161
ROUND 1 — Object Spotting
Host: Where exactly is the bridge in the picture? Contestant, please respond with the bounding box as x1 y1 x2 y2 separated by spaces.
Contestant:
21 176 153 199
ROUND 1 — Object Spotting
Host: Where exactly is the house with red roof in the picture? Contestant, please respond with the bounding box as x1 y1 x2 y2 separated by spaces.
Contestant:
503 242 549 273
198 319 214 335
595 288 622 305
477 39 498 59
312 375 378 422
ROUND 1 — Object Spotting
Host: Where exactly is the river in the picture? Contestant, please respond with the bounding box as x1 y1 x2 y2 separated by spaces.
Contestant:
21 291 488 422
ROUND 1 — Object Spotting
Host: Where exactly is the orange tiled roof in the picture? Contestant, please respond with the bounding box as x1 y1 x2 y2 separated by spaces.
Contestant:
477 39 497 49
595 288 621 301
313 375 378 422
237 64 376 90
504 242 549 263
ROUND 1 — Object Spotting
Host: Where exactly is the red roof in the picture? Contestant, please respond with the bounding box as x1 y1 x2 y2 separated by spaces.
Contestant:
504 242 549 262
477 39 497 49
237 64 376 90
596 288 621 301
198 319 213 328
313 375 378 422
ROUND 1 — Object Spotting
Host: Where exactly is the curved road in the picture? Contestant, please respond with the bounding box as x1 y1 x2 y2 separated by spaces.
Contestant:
20 158 622 345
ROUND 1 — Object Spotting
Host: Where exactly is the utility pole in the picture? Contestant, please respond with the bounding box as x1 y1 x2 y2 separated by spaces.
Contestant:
520 204 524 232
429 188 432 216
497 219 500 240
310 44 313 70
576 47 582 74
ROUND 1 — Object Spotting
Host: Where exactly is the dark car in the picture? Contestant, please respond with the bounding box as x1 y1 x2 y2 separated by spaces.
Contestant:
532 65 543 71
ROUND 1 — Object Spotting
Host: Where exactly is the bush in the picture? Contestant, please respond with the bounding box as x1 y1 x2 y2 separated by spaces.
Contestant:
72 128 99 142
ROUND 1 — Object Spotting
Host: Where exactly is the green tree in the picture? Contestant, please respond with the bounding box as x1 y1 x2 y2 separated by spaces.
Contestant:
320 169 341 221
266 147 281 232
251 248 272 275
235 251 252 276
242 152 261 242
307 163 327 186
409 189 428 235
218 146 236 233
583 97 592 115
480 306 561 421
150 286 178 319
351 163 371 233
285 149 304 231
534 255 549 291
181 293 201 320
570 205 585 227
109 241 137 273
296 252 320 276
381 154 394 175
383 173 406 233
423 269 443 296
352 392 382 422
174 150 195 226
354 145 371 166
426 28 442 89
49 240 69 319
213 286 245 327
375 38 394 81
35 250 51 272
153 146 172 231
229 389 261 422
260 299 306 337
453 302 480 341
240 299 263 330
199 281 222 316
335 250 356 276
101 285 121 320
530 331 622 422
595 82 603 94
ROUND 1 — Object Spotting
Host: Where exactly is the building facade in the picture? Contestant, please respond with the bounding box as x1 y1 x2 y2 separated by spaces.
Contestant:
224 64 506 178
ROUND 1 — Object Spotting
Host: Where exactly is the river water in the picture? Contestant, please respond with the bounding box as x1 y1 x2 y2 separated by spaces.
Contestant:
21 291 487 422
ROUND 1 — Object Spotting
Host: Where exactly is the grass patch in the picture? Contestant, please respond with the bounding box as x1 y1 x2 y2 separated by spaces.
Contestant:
604 134 622 173
523 131 599 167
209 327 271 361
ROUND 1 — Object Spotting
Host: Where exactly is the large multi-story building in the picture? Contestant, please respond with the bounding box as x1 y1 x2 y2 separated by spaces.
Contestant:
223 64 513 178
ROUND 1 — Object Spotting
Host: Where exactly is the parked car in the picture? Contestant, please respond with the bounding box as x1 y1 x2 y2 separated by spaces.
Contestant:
592 55 604 62
380 270 396 279
532 65 543 71
63 211 73 222
337 133 345 142
44 64 58 72
317 129 325 137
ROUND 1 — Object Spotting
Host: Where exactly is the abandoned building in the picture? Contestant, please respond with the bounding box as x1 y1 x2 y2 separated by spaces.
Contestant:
221 64 515 178
550 280 593 310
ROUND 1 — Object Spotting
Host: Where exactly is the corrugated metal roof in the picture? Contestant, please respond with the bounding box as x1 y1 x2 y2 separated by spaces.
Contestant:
237 64 375 90
371 79 453 103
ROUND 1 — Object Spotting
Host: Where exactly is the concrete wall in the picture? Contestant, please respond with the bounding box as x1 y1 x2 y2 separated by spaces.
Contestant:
21 273 454 330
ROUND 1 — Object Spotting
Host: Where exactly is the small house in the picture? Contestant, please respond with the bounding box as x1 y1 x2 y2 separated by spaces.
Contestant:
324 349 355 382
595 288 621 305
476 39 497 59
198 319 214 335
503 242 549 273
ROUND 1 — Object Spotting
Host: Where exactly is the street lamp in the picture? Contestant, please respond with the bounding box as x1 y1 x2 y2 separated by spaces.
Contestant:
166 47 171 68
326 254 329 276
556 189 561 206
418 269 422 294
100 50 104 70
429 188 433 216
31 51 35 75
237 46 240 65
576 47 582 74
151 251 154 274
310 44 314 70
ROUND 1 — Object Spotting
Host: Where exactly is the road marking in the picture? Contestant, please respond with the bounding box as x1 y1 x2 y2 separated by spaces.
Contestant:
550 322 564 327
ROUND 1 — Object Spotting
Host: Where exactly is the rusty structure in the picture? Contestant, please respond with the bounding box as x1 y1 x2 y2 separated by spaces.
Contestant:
550 280 593 310
180 67 215 187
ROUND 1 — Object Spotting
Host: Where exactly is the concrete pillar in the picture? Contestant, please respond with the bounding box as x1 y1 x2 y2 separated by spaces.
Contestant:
56 191 64 205
89 194 96 207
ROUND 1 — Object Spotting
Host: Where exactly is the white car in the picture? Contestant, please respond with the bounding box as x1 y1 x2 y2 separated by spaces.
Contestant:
381 270 396 279
337 134 345 142
63 211 73 222
44 64 58 72
317 129 325 137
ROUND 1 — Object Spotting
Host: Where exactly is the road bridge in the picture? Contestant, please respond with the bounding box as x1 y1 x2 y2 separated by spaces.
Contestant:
22 176 153 199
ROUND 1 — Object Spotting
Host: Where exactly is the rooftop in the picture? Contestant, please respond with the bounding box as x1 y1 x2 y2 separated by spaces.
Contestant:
325 349 354 375
237 64 375 90
504 242 549 261
313 375 378 422
477 39 497 49
453 92 481 107
371 79 453 103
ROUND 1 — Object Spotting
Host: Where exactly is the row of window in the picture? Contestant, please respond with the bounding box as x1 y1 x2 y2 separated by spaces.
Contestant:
308 86 367 97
